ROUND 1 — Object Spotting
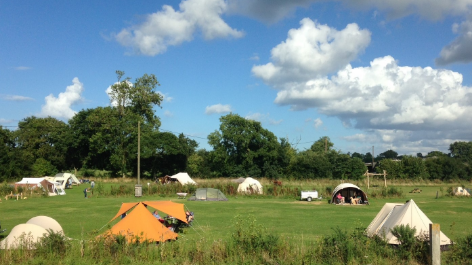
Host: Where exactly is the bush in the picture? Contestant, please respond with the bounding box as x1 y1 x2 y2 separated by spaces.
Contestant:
35 229 71 257
232 214 280 255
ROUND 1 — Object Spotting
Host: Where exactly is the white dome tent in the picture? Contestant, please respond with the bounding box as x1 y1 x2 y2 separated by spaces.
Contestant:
237 177 263 194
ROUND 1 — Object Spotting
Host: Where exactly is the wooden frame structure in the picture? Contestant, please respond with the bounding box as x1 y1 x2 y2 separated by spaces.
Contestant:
364 170 387 189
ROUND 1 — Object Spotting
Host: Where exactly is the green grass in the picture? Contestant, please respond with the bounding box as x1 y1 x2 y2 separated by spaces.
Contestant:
1 181 471 244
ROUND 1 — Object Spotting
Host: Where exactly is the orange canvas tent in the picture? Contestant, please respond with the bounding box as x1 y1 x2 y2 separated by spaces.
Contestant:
110 201 188 224
104 201 187 243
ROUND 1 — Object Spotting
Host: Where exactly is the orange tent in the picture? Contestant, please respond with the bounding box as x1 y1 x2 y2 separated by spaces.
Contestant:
110 201 188 224
104 201 187 243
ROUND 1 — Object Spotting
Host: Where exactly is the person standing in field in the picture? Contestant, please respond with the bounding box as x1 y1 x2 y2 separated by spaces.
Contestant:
83 188 90 199
90 180 95 195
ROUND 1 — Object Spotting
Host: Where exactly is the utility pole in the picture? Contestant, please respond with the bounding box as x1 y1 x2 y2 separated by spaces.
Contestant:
138 121 140 185
372 146 375 169
135 121 142 197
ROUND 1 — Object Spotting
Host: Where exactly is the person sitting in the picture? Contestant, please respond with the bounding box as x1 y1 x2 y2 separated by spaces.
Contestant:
186 211 194 223
336 193 345 204
153 210 165 224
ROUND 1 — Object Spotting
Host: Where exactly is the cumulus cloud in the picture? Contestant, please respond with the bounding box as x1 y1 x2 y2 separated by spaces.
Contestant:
227 0 472 22
205 103 232 114
1 95 34 101
252 19 371 84
436 16 472 65
40 77 84 119
313 118 323 129
272 55 472 149
115 0 244 56
274 56 472 130
254 19 472 153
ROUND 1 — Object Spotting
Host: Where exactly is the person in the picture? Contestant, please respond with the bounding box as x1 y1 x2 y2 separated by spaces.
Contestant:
91 180 95 189
152 210 161 219
186 211 194 223
83 188 90 198
336 193 345 204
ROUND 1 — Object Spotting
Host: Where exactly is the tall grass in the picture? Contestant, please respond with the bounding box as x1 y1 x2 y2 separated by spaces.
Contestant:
1 216 469 265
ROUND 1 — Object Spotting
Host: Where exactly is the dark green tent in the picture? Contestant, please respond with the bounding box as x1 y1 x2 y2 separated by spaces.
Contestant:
187 188 228 201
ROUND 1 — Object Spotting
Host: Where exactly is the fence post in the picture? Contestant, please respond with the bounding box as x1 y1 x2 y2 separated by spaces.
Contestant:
430 223 440 265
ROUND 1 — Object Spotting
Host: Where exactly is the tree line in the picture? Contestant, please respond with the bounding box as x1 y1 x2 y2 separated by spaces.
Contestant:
1 71 472 182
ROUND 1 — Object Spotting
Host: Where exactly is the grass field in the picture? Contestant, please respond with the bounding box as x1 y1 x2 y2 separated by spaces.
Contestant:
1 179 471 244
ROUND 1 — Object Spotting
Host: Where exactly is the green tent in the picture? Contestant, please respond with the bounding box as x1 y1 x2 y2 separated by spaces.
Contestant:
187 188 228 201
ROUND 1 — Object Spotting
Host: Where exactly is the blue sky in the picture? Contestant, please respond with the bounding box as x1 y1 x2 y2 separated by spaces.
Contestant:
2 0 472 156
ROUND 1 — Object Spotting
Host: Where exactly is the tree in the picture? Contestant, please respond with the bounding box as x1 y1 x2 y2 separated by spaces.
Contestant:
310 136 334 153
378 149 398 160
107 71 163 177
449 141 472 163
13 116 70 175
0 126 19 180
351 152 365 160
208 113 281 178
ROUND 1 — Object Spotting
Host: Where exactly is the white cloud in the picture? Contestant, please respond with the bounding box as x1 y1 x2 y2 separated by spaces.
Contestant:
115 0 244 56
1 95 34 101
436 16 472 65
252 19 371 84
245 112 282 125
40 77 84 119
269 119 283 125
205 103 232 114
249 54 260 61
270 55 472 148
14 66 31 70
157 91 173 102
313 118 323 128
164 110 174 117
274 56 472 130
245 112 265 121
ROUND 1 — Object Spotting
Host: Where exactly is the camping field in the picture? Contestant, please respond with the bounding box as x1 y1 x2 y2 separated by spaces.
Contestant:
1 180 471 244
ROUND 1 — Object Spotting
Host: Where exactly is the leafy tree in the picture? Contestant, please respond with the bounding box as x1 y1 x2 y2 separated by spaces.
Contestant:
363 152 374 163
310 136 334 153
32 158 58 176
449 141 472 163
106 71 163 177
427 150 448 158
378 159 403 179
378 149 398 160
0 126 19 180
289 150 332 179
13 116 70 174
401 156 427 179
208 113 281 178
351 152 365 160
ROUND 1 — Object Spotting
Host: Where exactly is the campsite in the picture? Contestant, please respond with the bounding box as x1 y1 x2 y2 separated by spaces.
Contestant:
1 178 472 264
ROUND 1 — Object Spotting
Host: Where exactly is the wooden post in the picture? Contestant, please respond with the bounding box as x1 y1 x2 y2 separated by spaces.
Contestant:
367 173 370 189
383 170 387 188
430 223 440 265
